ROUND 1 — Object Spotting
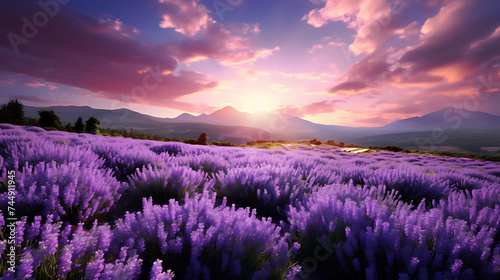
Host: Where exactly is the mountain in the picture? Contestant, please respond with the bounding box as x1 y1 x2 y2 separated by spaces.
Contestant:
349 129 500 155
382 107 500 131
24 105 274 144
24 106 166 128
22 105 500 154
172 106 360 140
173 113 199 122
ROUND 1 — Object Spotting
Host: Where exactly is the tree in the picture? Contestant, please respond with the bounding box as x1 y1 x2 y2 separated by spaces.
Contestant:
74 117 85 133
85 116 100 134
38 110 63 129
197 132 208 145
26 118 38 126
65 123 73 132
0 99 27 125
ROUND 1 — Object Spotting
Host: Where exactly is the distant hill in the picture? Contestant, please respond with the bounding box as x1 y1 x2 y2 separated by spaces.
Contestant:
382 107 500 131
24 106 165 128
352 129 500 154
23 105 272 144
23 105 500 154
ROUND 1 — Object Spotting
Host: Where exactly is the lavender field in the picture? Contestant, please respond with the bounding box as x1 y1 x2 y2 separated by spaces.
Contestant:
1 123 500 279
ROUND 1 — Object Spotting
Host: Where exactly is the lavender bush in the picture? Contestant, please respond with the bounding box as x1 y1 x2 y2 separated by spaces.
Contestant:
0 161 125 224
1 125 499 279
125 164 213 208
110 192 298 279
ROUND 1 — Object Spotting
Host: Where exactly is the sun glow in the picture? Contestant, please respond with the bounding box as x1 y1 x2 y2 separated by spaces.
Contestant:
238 98 275 113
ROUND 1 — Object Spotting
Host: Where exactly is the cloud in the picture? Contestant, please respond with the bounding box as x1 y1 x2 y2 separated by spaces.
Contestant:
307 44 323 54
349 55 390 80
156 0 276 65
328 81 369 94
163 21 279 65
226 22 261 35
324 0 500 97
384 105 424 115
156 0 277 65
0 78 16 86
9 95 74 106
357 116 389 125
0 1 217 109
24 81 45 87
394 21 420 39
161 99 218 114
303 0 401 55
278 100 340 117
0 0 274 110
278 71 337 81
98 17 139 36
158 0 210 37
24 81 57 89
400 0 500 73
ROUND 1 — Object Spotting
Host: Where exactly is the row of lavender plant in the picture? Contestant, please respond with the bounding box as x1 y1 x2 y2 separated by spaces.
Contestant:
1 123 499 279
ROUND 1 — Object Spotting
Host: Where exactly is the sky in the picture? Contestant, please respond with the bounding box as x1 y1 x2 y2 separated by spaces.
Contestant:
0 0 499 127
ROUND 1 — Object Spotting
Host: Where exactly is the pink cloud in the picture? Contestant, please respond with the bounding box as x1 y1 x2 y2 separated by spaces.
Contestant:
25 81 44 87
251 24 261 34
357 116 389 125
326 0 500 98
25 81 53 88
395 21 420 39
384 105 424 115
10 95 76 106
163 99 218 114
0 1 217 110
0 78 15 86
157 0 274 65
307 44 323 54
226 22 261 35
164 21 279 65
328 81 369 94
303 0 398 55
348 55 390 80
98 17 139 36
400 0 500 73
158 0 210 37
278 100 340 117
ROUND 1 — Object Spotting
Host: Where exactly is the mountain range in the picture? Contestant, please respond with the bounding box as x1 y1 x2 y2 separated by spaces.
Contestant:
23 105 500 155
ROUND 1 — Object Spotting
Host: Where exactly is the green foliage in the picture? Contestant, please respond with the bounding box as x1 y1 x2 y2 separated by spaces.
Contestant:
74 117 85 133
65 123 73 132
38 110 63 129
84 116 100 134
247 140 286 145
0 99 27 125
210 141 238 147
26 117 39 126
382 146 404 152
183 138 198 144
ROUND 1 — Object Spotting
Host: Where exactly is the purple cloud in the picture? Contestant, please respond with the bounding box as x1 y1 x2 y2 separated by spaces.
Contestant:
328 81 369 94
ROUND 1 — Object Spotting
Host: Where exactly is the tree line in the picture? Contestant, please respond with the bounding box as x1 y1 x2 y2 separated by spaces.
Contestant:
0 99 237 146
0 99 100 134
